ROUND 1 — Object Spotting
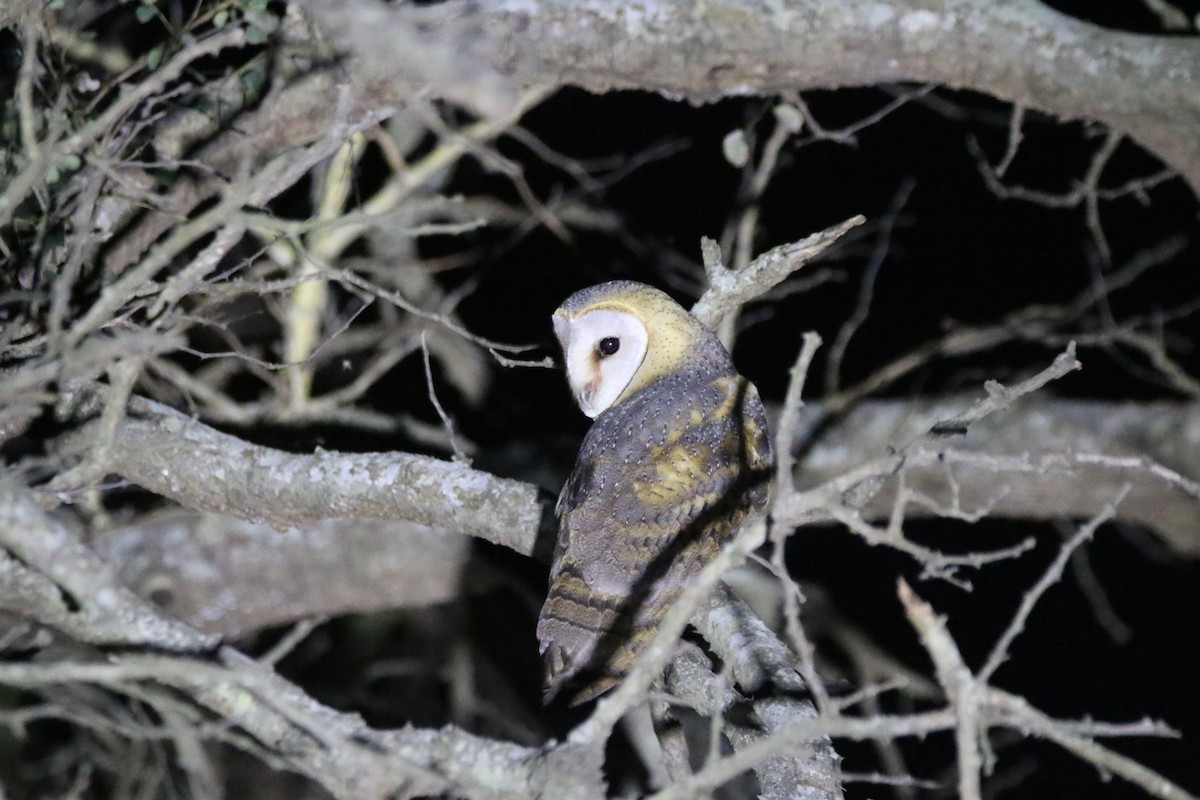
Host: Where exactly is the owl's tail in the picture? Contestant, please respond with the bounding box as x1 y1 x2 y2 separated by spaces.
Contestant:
537 562 681 706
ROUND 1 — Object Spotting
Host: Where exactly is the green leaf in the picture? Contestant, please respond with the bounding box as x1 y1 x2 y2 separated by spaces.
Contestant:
239 66 266 99
46 154 83 185
722 130 750 168
244 24 268 45
146 45 164 70
214 10 229 27
247 0 269 12
135 4 155 23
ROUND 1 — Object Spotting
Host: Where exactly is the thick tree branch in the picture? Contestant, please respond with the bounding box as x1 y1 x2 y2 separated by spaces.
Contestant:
788 398 1200 555
677 587 842 799
0 482 214 651
661 643 839 800
91 513 469 637
0 482 604 800
65 391 1195 651
59 391 1198 644
299 0 524 120
465 0 1200 197
70 399 542 556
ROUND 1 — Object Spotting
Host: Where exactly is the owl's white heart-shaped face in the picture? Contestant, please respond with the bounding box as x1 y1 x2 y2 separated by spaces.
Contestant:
553 308 649 418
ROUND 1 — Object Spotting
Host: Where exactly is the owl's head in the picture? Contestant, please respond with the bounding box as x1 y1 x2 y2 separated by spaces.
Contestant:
552 280 729 418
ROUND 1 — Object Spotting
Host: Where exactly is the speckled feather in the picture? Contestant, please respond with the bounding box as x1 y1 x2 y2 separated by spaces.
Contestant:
538 281 773 705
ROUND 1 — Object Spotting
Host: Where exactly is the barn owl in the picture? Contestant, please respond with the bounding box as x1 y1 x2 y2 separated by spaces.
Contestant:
538 280 773 705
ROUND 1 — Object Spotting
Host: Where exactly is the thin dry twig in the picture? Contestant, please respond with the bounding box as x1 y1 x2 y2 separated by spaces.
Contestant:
691 215 865 329
978 486 1129 682
421 330 468 464
825 179 913 394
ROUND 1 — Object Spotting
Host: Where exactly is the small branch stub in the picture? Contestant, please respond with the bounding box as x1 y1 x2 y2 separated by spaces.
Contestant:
691 215 865 329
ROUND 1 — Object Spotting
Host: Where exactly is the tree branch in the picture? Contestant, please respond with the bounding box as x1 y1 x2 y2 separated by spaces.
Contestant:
0 481 604 800
91 512 469 638
690 216 865 329
52 391 1198 643
467 0 1200 197
787 398 1200 554
67 398 543 556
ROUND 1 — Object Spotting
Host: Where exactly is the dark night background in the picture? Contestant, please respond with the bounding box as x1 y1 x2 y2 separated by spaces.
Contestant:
414 4 1200 795
453 93 1200 796
274 70 1200 800
3 1 1198 797
188 2 1200 794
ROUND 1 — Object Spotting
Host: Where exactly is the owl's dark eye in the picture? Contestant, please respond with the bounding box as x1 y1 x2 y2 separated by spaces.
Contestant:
597 337 620 357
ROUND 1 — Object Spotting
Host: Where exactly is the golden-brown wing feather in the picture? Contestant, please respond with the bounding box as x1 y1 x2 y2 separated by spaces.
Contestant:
537 373 772 705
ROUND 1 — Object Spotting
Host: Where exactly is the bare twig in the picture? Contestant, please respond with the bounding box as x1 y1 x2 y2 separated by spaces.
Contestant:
979 487 1129 682
825 179 913 394
421 331 468 464
985 691 1192 800
927 343 1081 436
0 27 247 228
898 579 982 800
690 216 865 330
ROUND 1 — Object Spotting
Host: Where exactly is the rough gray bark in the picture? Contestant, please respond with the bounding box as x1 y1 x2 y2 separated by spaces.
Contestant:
0 482 604 800
0 482 214 651
41 395 1194 644
789 398 1200 555
71 399 543 556
2 2 1196 798
458 0 1200 196
84 396 1200 580
92 513 469 637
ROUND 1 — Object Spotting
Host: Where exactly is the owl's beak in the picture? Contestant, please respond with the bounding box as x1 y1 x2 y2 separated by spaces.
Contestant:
576 379 602 419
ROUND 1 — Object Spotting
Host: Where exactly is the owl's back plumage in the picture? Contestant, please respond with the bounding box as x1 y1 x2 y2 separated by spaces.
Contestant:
537 282 772 705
